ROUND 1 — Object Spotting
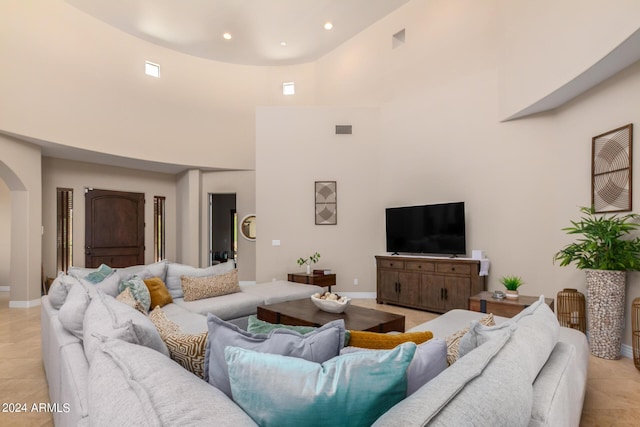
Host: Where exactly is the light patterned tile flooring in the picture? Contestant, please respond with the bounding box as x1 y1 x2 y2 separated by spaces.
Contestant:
1 292 639 426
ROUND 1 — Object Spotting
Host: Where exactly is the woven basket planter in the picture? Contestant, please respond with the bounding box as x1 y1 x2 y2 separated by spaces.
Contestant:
585 269 626 359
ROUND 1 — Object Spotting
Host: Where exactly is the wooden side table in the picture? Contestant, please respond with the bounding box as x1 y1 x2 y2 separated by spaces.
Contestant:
287 272 336 292
469 291 554 318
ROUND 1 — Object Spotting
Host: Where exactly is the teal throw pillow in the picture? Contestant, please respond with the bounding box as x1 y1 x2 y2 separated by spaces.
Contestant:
85 264 114 284
225 342 417 427
247 315 351 345
118 276 152 312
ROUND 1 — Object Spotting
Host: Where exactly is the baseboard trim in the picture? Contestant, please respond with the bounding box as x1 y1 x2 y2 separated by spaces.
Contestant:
340 292 376 299
621 344 633 359
0 286 10 292
9 298 42 309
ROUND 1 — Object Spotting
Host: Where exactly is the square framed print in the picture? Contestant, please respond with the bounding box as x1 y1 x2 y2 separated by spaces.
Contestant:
592 124 633 213
315 181 337 225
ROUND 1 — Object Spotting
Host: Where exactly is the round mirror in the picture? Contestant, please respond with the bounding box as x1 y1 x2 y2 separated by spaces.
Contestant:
240 214 256 241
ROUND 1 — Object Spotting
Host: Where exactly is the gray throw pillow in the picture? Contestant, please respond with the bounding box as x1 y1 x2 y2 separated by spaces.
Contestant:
48 272 80 309
204 314 345 397
341 338 447 396
58 281 91 338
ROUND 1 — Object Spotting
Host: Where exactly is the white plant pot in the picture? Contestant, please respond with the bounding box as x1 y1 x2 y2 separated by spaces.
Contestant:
505 290 519 299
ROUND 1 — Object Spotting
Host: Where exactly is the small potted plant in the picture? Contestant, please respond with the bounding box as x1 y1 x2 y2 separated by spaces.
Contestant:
500 275 524 299
297 252 321 274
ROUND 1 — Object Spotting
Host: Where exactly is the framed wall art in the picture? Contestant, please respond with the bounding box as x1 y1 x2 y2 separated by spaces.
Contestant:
315 181 337 225
592 124 633 213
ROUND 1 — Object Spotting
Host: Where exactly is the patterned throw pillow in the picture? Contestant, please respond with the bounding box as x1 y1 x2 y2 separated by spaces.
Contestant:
119 276 152 312
116 288 147 314
347 330 434 349
181 269 240 302
445 313 494 366
149 307 207 378
143 277 173 308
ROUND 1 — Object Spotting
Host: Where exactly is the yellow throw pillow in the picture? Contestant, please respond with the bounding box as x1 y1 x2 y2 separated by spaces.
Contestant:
348 330 433 350
144 277 173 308
149 307 207 379
445 313 495 366
181 269 240 302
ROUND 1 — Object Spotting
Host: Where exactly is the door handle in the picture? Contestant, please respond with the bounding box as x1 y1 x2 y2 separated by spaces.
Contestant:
85 246 92 255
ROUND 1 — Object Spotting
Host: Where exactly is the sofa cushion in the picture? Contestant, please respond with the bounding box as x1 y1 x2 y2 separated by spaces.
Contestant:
160 303 208 334
181 269 241 301
204 314 345 397
116 260 168 282
149 307 207 378
144 277 173 308
48 272 79 309
165 261 234 299
372 327 522 426
348 330 433 349
58 282 91 339
83 291 169 363
88 338 257 427
341 338 447 396
226 343 416 427
240 280 323 305
173 291 264 320
458 296 559 383
118 276 151 312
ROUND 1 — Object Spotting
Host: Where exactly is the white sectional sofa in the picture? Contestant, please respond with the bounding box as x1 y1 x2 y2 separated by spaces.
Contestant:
40 260 589 426
40 260 323 426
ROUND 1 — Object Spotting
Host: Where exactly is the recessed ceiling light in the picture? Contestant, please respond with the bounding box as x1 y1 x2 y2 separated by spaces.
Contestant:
280 41 287 47
223 32 232 40
324 22 333 30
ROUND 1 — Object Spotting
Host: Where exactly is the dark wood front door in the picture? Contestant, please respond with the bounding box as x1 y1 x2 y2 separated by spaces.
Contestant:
85 189 145 268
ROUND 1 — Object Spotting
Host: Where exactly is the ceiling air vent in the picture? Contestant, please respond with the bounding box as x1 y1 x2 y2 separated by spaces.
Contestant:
335 125 352 135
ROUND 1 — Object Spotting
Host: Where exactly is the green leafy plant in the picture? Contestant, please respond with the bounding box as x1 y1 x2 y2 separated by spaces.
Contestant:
554 207 640 271
297 252 321 266
500 275 524 291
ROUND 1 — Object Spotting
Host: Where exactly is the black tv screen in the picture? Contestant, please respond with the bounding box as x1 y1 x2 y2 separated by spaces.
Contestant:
385 202 466 256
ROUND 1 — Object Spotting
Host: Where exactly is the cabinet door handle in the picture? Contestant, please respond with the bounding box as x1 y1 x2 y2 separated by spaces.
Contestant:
444 288 448 300
440 288 444 299
398 282 401 293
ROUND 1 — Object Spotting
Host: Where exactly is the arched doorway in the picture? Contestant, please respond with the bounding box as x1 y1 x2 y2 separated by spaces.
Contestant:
0 135 43 307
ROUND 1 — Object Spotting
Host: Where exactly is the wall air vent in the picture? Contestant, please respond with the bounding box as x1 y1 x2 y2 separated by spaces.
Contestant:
335 125 352 135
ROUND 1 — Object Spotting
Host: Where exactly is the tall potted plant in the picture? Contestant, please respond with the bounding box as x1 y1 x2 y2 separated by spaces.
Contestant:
554 207 640 359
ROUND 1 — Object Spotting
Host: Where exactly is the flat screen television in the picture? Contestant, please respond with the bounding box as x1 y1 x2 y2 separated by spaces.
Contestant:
385 202 466 256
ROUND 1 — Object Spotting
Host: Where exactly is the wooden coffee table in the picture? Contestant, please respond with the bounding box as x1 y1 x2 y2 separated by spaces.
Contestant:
257 299 405 333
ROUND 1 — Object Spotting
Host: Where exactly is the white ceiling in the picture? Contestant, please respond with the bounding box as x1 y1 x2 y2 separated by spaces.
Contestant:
65 0 411 65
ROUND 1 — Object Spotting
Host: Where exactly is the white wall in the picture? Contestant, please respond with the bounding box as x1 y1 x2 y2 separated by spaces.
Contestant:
0 179 10 286
256 107 381 289
41 157 177 278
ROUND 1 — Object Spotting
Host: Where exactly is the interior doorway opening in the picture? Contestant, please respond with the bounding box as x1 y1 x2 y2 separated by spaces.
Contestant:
209 193 237 266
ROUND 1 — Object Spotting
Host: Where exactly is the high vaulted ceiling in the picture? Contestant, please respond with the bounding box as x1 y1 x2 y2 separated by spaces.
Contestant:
65 0 411 65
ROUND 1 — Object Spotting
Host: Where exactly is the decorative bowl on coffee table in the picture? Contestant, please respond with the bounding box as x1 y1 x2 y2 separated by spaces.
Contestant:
310 295 351 313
